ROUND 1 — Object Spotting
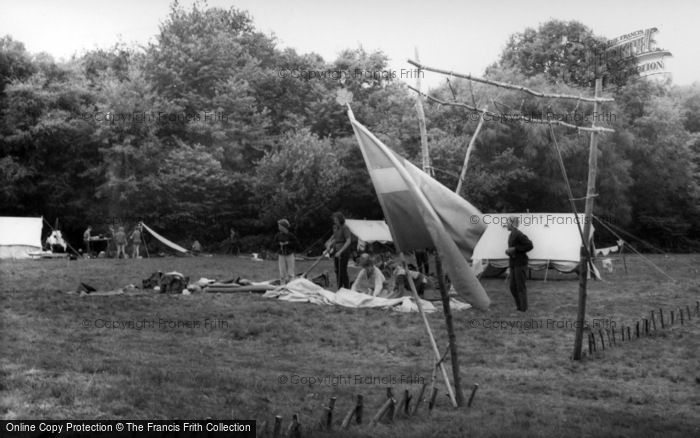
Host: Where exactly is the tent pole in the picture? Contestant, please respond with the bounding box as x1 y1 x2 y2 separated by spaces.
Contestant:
620 242 627 273
573 78 602 361
455 107 486 196
400 252 458 408
434 253 466 406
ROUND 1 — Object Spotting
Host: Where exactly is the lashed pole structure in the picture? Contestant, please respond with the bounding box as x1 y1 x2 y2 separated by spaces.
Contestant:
407 60 613 361
456 108 486 195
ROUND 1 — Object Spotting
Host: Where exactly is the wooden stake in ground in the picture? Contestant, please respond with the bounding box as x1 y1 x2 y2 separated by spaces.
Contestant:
573 78 603 361
288 414 301 438
272 416 282 438
411 383 427 415
467 383 479 407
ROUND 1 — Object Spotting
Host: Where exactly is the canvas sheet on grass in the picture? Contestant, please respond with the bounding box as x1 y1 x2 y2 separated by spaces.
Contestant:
264 278 472 313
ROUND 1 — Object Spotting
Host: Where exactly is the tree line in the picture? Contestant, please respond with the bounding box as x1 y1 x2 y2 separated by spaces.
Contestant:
1 2 698 252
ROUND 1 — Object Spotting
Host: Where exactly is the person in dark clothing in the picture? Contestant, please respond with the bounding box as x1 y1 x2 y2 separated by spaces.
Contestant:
274 219 298 284
226 227 239 255
506 217 533 311
414 249 430 275
325 212 352 290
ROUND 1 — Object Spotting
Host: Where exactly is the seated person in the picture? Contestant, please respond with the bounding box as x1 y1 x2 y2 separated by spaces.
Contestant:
383 259 428 299
351 253 385 296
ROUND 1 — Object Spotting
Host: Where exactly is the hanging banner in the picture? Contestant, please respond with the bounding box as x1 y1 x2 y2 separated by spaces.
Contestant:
607 27 672 77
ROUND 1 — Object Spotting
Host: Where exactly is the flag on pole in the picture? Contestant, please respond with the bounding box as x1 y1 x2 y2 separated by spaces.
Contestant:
348 108 490 309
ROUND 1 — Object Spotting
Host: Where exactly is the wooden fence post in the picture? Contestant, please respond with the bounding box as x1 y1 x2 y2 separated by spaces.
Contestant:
288 414 301 438
272 416 282 438
428 387 439 411
411 383 427 415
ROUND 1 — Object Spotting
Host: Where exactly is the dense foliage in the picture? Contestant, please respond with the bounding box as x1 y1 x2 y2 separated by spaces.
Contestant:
1 4 698 251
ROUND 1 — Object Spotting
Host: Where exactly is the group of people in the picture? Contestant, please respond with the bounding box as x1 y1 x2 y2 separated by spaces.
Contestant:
273 212 430 299
82 224 143 259
274 213 534 312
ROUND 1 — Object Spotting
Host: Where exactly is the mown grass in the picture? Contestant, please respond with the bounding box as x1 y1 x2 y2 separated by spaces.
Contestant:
1 254 699 437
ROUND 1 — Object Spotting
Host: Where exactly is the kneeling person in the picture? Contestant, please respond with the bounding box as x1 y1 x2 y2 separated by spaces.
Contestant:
351 253 385 296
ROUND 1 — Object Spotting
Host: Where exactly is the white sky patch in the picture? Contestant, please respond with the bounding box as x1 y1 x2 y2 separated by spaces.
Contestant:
0 0 697 89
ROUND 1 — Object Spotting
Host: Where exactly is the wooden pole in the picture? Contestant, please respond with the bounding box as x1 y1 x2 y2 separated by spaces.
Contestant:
620 242 627 273
411 383 427 415
467 383 479 407
322 396 336 430
650 311 657 331
573 78 602 361
369 399 393 427
659 308 665 328
340 403 356 429
401 253 458 407
428 387 439 411
272 416 282 438
434 254 466 406
414 48 431 176
288 414 301 438
385 388 395 422
355 394 363 424
456 108 486 195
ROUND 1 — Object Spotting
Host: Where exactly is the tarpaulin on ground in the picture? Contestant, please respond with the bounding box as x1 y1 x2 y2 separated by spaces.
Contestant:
263 278 472 313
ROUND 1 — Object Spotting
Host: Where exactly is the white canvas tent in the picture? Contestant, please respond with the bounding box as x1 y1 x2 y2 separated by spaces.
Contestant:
0 217 43 259
472 213 595 276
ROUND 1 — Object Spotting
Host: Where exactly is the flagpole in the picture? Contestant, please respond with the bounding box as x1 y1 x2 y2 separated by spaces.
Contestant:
414 58 466 406
400 252 458 408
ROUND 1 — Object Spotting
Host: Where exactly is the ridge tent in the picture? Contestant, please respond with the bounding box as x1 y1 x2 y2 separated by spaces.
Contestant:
472 213 597 277
0 217 43 259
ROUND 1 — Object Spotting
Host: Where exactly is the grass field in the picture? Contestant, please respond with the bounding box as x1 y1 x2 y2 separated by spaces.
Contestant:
1 254 699 437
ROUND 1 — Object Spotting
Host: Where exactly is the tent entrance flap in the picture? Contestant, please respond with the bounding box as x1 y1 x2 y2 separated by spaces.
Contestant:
141 223 189 254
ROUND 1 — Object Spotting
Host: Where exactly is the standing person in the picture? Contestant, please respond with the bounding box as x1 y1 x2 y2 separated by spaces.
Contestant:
226 227 239 255
506 217 533 312
114 226 127 259
274 219 298 284
130 224 142 259
83 226 92 257
325 212 352 290
414 249 430 275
